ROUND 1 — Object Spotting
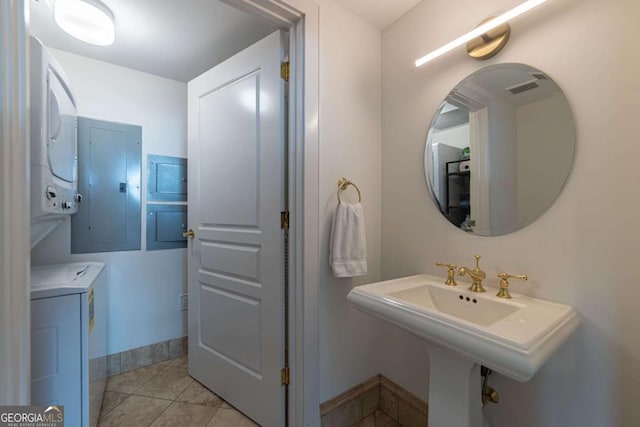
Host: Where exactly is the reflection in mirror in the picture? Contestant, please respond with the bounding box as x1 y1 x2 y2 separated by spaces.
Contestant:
425 63 575 236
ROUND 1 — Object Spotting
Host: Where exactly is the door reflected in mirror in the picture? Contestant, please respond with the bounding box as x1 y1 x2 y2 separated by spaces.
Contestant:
424 63 575 236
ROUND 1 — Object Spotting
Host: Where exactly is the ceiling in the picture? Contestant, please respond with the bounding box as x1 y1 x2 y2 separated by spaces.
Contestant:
29 0 280 82
29 0 421 82
333 0 422 30
331 0 421 30
470 64 559 107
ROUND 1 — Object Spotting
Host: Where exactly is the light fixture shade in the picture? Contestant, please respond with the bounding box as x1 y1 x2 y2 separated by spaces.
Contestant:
54 0 115 46
415 0 548 67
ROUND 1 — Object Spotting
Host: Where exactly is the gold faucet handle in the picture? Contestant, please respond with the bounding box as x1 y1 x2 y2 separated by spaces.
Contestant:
496 273 528 299
474 255 481 268
435 262 457 286
435 262 456 269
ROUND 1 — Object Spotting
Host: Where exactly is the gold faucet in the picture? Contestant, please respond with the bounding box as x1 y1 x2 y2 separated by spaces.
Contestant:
458 255 487 292
435 262 457 286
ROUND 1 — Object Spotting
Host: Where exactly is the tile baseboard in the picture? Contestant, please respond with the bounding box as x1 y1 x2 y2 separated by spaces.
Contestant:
320 375 428 427
106 336 188 377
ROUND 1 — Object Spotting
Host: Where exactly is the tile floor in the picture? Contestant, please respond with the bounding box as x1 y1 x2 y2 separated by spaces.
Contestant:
98 355 258 427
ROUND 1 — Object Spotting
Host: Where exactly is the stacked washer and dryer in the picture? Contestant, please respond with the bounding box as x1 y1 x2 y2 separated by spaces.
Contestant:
29 36 107 427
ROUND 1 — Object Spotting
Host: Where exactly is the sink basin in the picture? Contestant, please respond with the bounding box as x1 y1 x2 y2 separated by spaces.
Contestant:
347 274 581 382
389 285 519 327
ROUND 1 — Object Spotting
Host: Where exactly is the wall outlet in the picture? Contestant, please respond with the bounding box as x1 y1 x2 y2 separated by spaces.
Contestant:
179 293 188 311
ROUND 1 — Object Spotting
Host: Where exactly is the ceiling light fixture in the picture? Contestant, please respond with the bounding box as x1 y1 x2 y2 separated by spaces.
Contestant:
54 0 115 46
415 0 549 68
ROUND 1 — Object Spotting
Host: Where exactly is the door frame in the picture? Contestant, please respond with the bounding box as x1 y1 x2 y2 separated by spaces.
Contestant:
0 0 31 405
1 0 321 423
223 1 321 425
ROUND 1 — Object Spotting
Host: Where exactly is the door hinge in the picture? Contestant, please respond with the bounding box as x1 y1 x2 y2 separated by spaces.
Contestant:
280 211 289 230
280 61 290 82
281 366 290 386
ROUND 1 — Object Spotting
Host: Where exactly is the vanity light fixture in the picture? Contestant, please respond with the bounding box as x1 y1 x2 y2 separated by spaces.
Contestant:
415 0 549 67
54 0 115 46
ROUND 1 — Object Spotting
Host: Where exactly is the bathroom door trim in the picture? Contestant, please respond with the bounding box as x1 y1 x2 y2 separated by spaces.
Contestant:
0 0 31 405
225 1 320 425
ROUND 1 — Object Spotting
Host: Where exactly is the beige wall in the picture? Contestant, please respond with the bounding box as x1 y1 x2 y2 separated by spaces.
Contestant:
381 0 640 425
317 0 383 401
517 94 574 225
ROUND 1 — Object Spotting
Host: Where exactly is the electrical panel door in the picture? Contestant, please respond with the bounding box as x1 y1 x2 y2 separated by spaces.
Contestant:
72 118 141 253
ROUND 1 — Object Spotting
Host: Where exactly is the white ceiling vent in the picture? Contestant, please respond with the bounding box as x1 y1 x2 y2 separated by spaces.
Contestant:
506 79 540 95
530 72 548 80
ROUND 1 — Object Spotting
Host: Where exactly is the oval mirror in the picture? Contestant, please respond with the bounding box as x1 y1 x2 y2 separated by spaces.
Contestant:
424 63 575 236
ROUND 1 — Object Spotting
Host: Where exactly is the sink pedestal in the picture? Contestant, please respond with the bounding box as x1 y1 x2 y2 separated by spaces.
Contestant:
428 345 483 427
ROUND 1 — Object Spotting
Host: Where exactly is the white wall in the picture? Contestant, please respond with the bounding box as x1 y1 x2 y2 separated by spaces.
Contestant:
517 94 574 225
31 50 188 355
432 124 470 149
381 0 640 426
317 0 383 402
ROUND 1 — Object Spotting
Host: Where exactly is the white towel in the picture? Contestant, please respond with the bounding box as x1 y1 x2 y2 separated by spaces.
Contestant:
329 201 367 278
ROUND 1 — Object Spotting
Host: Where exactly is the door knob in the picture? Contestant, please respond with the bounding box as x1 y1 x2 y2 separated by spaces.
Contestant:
182 229 195 239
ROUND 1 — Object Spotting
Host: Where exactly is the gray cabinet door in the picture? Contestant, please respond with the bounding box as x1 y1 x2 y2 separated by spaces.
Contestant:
31 294 81 426
147 154 187 201
72 117 141 253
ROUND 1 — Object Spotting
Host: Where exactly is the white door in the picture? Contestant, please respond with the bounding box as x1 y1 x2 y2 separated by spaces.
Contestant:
469 108 489 234
187 30 286 427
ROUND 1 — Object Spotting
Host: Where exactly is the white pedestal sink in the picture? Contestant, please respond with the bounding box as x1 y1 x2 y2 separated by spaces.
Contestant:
347 274 580 427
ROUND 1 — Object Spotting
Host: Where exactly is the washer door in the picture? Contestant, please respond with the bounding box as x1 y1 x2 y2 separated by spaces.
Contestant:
47 69 77 183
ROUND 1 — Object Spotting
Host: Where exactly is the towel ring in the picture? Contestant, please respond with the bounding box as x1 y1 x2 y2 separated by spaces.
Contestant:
337 177 362 203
